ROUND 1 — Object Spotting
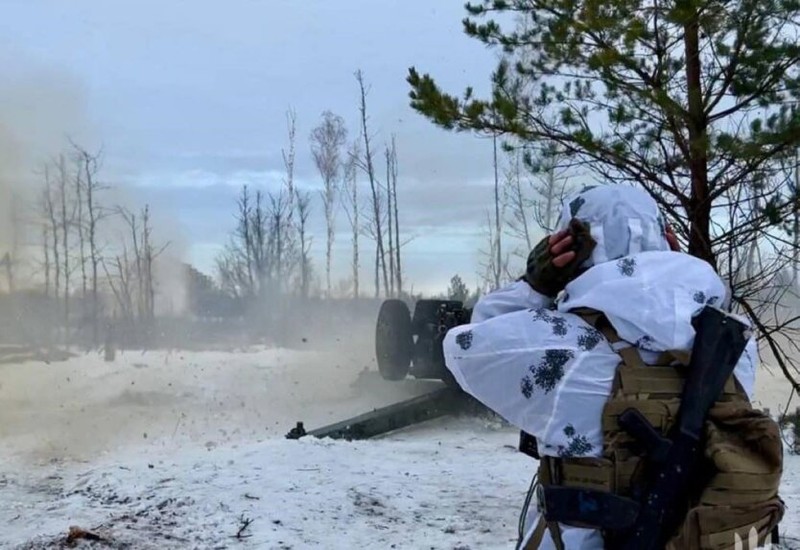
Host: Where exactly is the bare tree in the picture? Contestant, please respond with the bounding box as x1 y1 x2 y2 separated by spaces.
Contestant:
478 208 510 291
141 205 156 322
272 191 290 291
103 246 135 323
110 205 168 329
57 154 73 336
279 109 298 292
4 193 22 293
295 188 313 299
528 148 572 234
237 185 255 296
310 110 347 298
503 148 533 255
118 207 144 320
503 144 573 261
283 109 297 223
42 167 61 305
72 142 109 346
35 154 80 342
73 156 88 302
69 153 90 348
29 141 108 347
354 69 388 297
492 134 502 289
222 186 291 301
42 225 51 297
390 136 402 296
385 144 395 296
341 140 362 299
216 247 247 300
251 189 268 294
217 184 293 304
381 136 404 297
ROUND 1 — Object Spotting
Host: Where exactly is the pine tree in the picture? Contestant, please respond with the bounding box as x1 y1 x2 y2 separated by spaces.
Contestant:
407 0 800 392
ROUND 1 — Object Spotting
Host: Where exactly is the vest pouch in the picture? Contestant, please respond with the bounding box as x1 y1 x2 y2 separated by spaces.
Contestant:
666 499 784 550
525 309 789 550
665 402 785 550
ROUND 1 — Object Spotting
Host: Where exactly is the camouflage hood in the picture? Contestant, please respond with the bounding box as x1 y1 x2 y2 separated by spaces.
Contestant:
553 184 740 354
554 184 672 270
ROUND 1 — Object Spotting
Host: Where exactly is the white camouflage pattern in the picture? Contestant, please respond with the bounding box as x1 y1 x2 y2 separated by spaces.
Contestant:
443 185 757 549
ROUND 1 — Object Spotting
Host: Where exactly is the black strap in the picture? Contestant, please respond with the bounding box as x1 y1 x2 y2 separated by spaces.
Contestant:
539 485 641 531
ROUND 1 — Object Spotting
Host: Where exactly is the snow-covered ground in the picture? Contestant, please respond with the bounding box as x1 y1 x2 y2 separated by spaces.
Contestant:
4 417 537 549
1 343 798 549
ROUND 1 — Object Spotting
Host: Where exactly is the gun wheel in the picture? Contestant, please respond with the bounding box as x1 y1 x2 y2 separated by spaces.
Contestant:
375 299 413 381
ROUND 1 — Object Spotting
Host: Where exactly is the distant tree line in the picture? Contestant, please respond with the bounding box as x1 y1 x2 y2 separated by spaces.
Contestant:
0 140 171 349
213 69 408 320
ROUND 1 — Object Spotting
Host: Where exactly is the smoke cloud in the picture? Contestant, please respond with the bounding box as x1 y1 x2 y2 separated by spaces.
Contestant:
0 61 94 274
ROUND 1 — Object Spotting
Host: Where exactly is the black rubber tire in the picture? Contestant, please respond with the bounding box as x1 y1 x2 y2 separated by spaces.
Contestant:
375 299 414 381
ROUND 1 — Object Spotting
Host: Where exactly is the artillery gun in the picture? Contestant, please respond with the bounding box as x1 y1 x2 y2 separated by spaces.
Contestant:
285 298 487 441
372 298 471 384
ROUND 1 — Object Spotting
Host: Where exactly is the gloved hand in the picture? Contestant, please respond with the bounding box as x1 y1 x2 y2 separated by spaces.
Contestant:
522 218 596 297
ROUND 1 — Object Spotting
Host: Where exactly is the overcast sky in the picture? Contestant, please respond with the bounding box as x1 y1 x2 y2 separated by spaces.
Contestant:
1 0 538 294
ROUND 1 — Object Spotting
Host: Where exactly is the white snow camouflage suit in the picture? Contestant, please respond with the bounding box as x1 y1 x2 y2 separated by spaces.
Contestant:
442 185 758 549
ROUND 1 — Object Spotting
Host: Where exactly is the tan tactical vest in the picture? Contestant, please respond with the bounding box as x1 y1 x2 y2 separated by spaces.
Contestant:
526 308 785 550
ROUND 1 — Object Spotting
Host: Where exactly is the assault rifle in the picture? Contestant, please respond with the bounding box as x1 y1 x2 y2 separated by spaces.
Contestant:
538 305 751 549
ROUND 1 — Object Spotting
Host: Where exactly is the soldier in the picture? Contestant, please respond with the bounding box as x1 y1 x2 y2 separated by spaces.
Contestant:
443 185 783 549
